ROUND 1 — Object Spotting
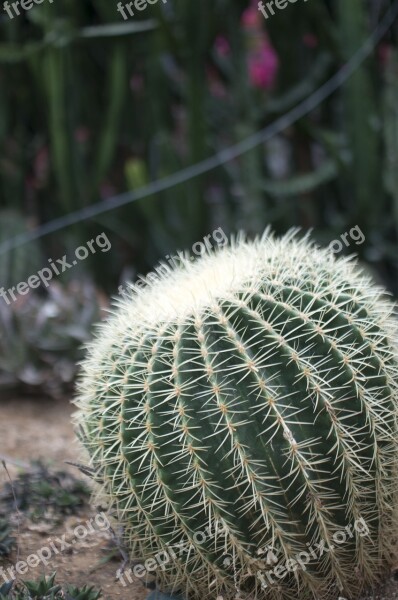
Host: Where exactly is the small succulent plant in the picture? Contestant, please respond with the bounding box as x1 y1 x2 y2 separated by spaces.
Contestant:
64 585 101 600
20 573 62 599
74 231 398 600
0 581 14 600
146 593 183 600
0 574 101 600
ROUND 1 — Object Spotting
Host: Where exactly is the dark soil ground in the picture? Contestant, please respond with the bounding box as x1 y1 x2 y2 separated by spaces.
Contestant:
1 395 398 600
0 396 146 600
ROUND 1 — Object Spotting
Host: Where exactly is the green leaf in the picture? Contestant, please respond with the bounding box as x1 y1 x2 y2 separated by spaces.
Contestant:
91 43 127 197
0 42 47 63
78 20 157 39
262 160 339 197
337 0 382 225
383 50 398 238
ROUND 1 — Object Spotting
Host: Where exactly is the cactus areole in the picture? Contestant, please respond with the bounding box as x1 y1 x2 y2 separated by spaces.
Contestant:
74 231 398 600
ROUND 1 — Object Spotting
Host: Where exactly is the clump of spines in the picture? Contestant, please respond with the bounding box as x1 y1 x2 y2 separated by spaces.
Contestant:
74 231 398 600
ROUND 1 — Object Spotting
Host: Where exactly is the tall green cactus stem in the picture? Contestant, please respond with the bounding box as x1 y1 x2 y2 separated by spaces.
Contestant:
74 231 398 600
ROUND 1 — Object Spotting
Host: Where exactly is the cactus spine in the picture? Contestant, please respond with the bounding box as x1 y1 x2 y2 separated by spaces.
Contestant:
74 231 398 600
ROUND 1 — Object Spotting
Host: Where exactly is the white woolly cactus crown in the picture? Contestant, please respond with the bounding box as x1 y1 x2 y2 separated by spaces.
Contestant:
74 230 398 600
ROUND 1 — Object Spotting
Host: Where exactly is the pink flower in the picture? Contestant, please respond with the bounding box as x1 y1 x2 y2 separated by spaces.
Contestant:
101 183 116 198
214 35 230 57
242 5 261 29
130 74 144 93
206 66 227 98
241 0 265 29
302 33 318 48
74 127 90 143
248 41 279 89
378 43 392 68
30 146 49 189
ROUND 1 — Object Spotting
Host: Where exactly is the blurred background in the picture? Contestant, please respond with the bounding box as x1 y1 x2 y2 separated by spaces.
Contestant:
0 0 397 398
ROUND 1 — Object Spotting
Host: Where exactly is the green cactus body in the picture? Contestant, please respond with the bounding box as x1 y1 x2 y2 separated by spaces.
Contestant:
74 231 398 600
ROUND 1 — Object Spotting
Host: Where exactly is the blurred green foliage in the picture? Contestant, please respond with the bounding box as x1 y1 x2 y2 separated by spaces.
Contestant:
0 0 397 296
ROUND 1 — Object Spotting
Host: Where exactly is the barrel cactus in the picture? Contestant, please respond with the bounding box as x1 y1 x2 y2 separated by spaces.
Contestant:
73 231 398 600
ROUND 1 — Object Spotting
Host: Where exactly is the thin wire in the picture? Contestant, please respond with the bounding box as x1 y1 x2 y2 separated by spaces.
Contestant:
1 1 397 255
